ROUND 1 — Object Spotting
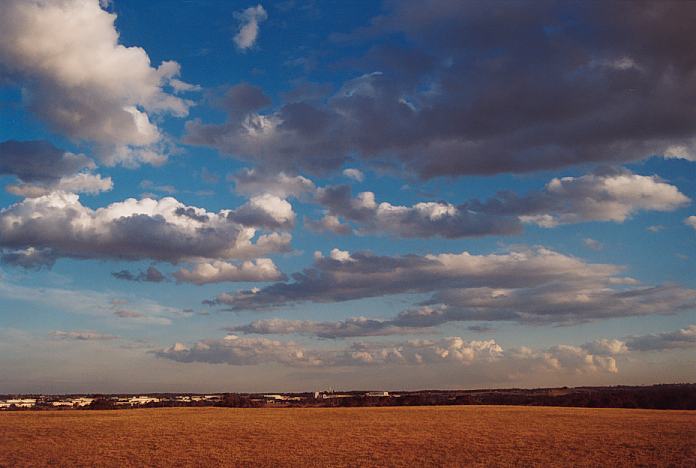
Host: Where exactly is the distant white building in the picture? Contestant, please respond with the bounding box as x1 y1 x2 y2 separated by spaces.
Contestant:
51 397 94 407
314 391 352 399
51 401 74 407
263 394 301 401
128 396 160 405
175 394 221 402
4 398 36 408
366 391 390 397
73 397 94 407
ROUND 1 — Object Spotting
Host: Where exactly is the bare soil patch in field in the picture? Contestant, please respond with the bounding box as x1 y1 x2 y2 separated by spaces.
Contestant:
0 406 693 467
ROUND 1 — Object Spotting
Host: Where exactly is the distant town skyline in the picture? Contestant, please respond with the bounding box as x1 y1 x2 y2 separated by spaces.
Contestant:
0 0 694 393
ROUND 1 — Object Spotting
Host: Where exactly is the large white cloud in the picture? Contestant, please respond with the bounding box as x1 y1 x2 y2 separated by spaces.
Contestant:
0 0 195 166
514 171 690 227
311 170 689 238
0 192 291 264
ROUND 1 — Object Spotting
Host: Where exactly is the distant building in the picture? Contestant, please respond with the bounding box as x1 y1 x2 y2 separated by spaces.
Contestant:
263 394 301 402
366 391 390 397
3 398 36 408
313 391 352 399
113 396 161 406
73 397 94 407
128 396 161 405
51 397 95 407
175 394 222 402
51 401 74 407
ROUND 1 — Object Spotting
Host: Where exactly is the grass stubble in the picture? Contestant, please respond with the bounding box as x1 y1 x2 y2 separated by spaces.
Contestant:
0 405 693 467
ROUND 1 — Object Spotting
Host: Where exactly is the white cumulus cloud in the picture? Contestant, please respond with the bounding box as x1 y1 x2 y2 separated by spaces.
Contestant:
0 0 196 166
173 259 286 285
0 192 292 265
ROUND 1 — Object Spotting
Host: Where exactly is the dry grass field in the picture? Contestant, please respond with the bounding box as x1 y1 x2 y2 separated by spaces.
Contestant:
0 406 694 467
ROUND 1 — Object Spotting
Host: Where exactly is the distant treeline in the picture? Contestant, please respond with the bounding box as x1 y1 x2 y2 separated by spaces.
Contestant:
96 384 696 410
382 384 696 410
4 384 695 411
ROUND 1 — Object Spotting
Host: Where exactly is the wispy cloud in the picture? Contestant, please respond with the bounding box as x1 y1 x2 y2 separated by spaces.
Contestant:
0 280 178 325
233 5 268 51
50 330 118 341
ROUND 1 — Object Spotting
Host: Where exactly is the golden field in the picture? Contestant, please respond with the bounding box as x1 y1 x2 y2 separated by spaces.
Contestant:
0 406 694 467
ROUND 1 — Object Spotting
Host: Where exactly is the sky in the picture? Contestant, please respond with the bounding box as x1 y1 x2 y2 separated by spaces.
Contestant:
0 0 694 394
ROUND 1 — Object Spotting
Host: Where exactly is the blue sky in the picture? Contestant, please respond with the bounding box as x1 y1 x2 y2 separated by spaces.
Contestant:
0 0 694 393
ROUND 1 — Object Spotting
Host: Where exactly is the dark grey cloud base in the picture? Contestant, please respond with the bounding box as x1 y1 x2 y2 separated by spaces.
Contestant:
207 247 696 326
112 266 167 283
0 140 92 183
185 1 696 177
309 168 689 238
